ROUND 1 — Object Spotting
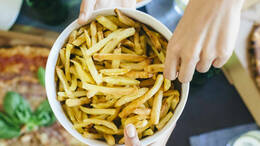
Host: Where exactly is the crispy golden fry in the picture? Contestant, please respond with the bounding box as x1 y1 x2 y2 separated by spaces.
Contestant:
107 107 121 121
86 29 122 55
163 90 180 97
145 64 164 73
91 98 118 109
151 89 163 124
93 53 146 62
84 30 92 48
100 28 135 53
104 30 112 37
56 67 72 96
115 8 138 27
140 78 155 87
91 114 109 120
124 115 147 127
156 112 173 130
122 39 135 48
142 24 162 50
65 97 90 107
125 71 153 79
83 132 103 139
120 59 150 70
73 107 82 122
96 16 118 31
135 120 148 128
59 48 66 66
164 79 171 91
171 95 180 110
90 21 97 45
140 35 147 55
64 105 77 123
71 48 83 56
83 83 137 96
118 137 125 144
87 90 97 98
75 55 89 71
74 118 118 132
100 68 130 76
97 24 104 42
68 30 77 43
103 76 140 85
112 47 121 69
80 46 103 84
121 46 136 54
69 75 77 91
143 129 154 136
147 39 165 63
95 126 123 135
119 74 164 118
134 31 143 55
65 44 73 81
80 106 116 115
115 88 148 107
71 60 95 84
160 96 173 118
58 91 87 98
106 15 128 28
104 134 115 145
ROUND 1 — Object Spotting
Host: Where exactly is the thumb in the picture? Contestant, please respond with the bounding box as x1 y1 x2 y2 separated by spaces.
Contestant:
124 124 141 146
78 0 96 25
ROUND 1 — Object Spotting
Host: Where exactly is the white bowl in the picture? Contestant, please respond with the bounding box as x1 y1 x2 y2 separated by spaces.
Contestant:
45 8 189 146
136 0 152 8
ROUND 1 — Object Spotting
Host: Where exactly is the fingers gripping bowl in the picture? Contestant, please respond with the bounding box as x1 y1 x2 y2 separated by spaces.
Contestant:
46 8 189 145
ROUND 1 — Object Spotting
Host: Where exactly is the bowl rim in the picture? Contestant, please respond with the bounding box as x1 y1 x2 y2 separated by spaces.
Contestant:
45 8 189 146
136 0 152 8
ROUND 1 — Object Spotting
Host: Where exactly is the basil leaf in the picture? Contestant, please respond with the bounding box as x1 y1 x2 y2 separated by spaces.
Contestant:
0 113 19 129
37 67 45 87
0 113 20 139
35 100 56 126
3 92 32 124
25 115 39 132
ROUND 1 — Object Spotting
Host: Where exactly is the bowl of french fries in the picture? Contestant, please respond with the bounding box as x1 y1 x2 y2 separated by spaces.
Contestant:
45 8 189 146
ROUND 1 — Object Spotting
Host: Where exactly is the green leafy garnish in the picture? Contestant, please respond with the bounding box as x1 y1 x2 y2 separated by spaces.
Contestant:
34 100 56 126
37 67 45 87
0 113 20 139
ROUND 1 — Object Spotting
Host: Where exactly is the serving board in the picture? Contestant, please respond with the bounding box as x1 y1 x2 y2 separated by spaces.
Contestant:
223 2 260 126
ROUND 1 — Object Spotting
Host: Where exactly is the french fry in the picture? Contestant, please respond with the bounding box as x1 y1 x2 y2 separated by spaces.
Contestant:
59 48 66 66
96 16 118 31
120 59 150 70
84 30 92 48
93 53 146 62
143 128 154 136
163 90 180 97
95 126 123 135
156 112 173 130
140 78 155 87
145 64 164 73
103 76 140 85
134 31 143 55
72 33 85 46
80 106 116 115
104 30 112 37
112 47 121 69
91 114 109 120
80 46 103 84
122 39 135 48
135 120 148 128
83 83 137 96
107 107 121 121
118 137 125 144
106 15 128 28
64 105 76 123
142 24 161 50
71 60 95 84
97 25 104 42
71 48 83 56
87 90 97 98
133 108 151 116
69 75 77 91
171 95 180 110
104 134 116 145
91 98 118 109
160 96 173 118
74 118 118 132
147 39 165 63
86 29 123 56
90 21 97 45
73 107 82 122
164 79 171 91
83 132 103 139
119 74 164 118
56 67 72 96
121 46 136 54
68 30 77 43
125 71 153 79
58 91 87 98
115 88 148 107
65 44 73 81
140 35 147 55
124 115 147 127
100 28 135 53
151 89 163 124
65 97 90 107
100 68 130 76
115 8 138 27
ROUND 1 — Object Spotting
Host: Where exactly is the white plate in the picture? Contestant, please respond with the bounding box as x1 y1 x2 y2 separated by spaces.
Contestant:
0 0 23 30
137 0 152 8
46 8 189 146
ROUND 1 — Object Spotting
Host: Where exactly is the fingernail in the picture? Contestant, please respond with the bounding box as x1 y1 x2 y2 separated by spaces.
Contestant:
126 124 136 138
79 13 86 21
